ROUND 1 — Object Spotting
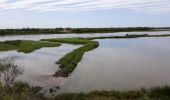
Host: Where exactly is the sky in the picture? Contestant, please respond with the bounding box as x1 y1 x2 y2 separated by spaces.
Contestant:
0 0 170 28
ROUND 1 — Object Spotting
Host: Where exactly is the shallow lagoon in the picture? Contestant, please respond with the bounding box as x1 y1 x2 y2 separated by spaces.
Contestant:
0 32 170 95
0 44 81 87
0 31 169 41
59 37 170 93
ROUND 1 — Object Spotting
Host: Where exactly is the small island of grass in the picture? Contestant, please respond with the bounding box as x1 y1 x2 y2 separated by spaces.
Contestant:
1 34 170 100
42 33 170 77
0 40 61 53
42 38 99 77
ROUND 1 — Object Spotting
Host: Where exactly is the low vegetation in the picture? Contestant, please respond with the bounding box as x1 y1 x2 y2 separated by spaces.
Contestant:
0 28 65 35
0 27 163 35
0 58 26 100
87 34 170 40
0 40 61 53
1 33 170 99
42 38 90 44
42 34 170 77
0 57 169 100
71 27 154 33
55 86 170 100
0 34 170 77
42 38 99 77
0 58 45 100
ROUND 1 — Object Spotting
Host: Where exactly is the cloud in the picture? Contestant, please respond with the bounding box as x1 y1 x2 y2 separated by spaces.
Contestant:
0 0 170 13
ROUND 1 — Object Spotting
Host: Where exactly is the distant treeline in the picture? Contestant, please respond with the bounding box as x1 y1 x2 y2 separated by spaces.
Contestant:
0 27 169 35
71 27 153 33
0 28 65 35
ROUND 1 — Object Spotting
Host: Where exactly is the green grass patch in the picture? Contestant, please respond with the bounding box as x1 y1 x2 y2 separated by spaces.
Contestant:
42 34 170 77
42 38 90 44
0 40 61 53
42 38 99 77
1 84 170 100
56 41 99 77
55 86 170 100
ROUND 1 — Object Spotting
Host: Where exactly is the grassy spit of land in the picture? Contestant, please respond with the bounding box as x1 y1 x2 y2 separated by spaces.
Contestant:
0 40 61 53
0 27 167 35
42 33 170 77
31 33 170 100
42 38 99 77
1 34 170 99
0 34 170 76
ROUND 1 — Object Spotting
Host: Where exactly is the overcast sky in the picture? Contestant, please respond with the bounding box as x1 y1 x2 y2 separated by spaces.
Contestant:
0 0 170 28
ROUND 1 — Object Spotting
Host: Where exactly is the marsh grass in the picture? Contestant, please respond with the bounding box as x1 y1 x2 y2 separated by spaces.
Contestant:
1 34 170 99
87 34 170 40
1 35 170 99
0 58 29 100
54 86 170 100
42 38 99 77
56 41 99 77
0 40 61 53
41 38 90 44
42 34 170 77
1 85 170 100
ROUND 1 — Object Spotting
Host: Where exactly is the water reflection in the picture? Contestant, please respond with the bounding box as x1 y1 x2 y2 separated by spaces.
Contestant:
0 44 81 87
59 37 170 93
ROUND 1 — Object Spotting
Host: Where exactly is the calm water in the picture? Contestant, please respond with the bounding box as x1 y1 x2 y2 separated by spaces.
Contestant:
0 44 81 87
59 37 170 93
0 31 169 41
0 32 170 95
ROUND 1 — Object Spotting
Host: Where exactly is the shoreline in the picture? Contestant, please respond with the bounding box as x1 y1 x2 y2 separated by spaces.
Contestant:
1 34 170 99
0 27 169 36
